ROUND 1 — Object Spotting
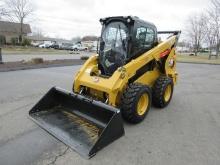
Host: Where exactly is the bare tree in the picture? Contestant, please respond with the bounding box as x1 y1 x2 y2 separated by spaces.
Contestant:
0 5 9 20
202 14 216 58
207 0 220 58
3 0 34 43
0 5 7 63
0 6 5 18
186 13 207 56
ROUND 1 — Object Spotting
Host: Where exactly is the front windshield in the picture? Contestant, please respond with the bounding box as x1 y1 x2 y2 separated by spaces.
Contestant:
99 21 128 75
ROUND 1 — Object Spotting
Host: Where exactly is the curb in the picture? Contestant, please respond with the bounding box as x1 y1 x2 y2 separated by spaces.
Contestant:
0 61 84 72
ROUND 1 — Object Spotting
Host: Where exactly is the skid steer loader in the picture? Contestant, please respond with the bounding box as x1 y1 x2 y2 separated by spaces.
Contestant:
29 16 181 158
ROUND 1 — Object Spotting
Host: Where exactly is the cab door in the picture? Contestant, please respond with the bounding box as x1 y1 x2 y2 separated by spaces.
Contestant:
131 23 156 58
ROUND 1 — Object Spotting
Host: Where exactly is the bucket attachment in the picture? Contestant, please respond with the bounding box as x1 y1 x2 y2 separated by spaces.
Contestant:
29 87 124 158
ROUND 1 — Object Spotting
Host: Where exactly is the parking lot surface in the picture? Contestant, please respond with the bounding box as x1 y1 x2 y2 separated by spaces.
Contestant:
0 63 220 165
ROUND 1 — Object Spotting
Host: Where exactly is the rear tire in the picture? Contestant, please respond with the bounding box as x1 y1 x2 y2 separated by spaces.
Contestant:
152 76 174 108
121 83 152 124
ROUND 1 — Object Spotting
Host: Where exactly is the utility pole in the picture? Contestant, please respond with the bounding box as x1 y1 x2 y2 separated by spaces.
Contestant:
0 46 3 64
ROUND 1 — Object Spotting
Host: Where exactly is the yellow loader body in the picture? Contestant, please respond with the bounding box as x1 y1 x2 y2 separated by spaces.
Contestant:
74 35 178 107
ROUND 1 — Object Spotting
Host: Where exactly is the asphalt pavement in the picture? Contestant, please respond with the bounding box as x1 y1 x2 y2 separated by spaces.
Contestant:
0 63 220 165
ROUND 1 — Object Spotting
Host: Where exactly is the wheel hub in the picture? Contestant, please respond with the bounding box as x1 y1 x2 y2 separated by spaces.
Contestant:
137 94 149 116
164 84 172 102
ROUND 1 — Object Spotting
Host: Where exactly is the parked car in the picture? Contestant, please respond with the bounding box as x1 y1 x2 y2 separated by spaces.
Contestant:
39 43 50 48
31 42 42 47
189 52 195 56
211 51 217 56
59 43 74 50
70 44 88 51
49 43 60 49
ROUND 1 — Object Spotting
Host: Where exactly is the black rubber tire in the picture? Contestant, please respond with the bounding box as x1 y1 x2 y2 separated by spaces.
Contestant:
121 83 152 124
152 76 174 108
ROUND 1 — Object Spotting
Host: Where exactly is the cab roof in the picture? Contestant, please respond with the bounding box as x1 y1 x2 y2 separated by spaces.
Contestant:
100 16 157 29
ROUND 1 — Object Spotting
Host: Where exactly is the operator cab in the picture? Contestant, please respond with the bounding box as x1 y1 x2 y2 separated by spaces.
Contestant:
98 16 158 76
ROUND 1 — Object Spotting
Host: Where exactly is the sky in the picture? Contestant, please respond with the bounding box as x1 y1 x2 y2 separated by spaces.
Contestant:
29 0 211 39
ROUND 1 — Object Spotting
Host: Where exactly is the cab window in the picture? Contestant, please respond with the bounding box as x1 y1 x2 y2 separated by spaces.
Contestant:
132 26 155 56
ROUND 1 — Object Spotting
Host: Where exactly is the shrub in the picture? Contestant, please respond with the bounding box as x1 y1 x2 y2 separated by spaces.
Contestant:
22 38 31 46
80 56 89 60
11 37 19 45
31 58 44 64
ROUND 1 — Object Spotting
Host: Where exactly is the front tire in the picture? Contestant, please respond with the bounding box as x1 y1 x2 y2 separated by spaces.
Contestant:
121 83 152 124
152 76 174 108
